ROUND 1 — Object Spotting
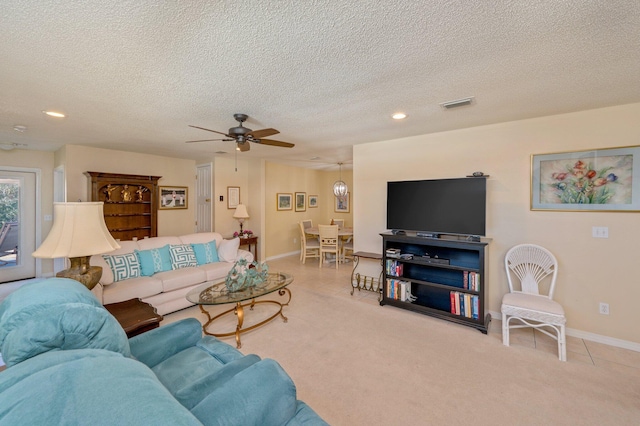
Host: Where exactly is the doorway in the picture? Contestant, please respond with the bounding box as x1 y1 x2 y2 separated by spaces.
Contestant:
196 163 213 233
0 169 37 283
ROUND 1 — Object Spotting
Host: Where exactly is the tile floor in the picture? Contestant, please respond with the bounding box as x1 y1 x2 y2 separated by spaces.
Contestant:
164 253 640 376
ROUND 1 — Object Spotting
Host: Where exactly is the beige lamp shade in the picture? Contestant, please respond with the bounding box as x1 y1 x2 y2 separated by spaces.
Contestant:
33 202 121 259
233 204 249 220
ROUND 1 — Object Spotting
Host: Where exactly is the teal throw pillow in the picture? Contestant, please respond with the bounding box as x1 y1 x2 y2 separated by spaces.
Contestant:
135 245 172 276
191 241 220 265
103 253 141 282
169 244 197 269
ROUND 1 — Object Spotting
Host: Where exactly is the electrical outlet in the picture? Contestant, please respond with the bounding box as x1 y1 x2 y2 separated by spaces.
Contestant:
599 302 610 315
592 226 609 238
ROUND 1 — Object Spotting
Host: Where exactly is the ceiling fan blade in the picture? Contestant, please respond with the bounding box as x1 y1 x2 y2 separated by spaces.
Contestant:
248 128 279 138
255 138 295 148
189 125 230 137
185 138 228 143
238 141 251 152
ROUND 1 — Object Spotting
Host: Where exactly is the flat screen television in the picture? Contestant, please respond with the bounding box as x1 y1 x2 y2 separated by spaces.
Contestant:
386 177 486 237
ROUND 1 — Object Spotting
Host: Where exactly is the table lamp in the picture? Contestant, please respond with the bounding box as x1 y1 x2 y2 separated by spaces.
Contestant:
32 202 121 290
233 204 249 234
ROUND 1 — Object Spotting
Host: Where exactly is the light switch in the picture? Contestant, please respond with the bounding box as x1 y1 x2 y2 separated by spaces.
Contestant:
44 215 52 221
592 226 609 238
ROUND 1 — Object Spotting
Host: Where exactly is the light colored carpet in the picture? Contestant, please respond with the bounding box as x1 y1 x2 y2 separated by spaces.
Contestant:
165 255 640 425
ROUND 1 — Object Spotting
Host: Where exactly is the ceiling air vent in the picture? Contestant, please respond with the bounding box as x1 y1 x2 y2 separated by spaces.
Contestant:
440 97 475 110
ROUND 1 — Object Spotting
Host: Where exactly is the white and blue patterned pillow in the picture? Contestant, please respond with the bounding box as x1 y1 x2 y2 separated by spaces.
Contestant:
102 253 141 282
191 241 220 265
135 245 172 276
169 244 197 269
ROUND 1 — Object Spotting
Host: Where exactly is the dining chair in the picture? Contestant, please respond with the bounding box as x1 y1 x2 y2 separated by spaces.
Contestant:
318 224 339 269
331 219 344 228
340 235 354 263
298 221 320 264
501 243 567 361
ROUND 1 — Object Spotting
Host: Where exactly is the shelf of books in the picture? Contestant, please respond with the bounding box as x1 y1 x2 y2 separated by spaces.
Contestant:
380 232 491 333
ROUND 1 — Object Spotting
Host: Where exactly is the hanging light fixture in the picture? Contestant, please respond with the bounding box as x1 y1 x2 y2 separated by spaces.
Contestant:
333 162 348 198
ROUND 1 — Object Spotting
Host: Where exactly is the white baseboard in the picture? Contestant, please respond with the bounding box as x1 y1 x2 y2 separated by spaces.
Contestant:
266 250 300 261
489 311 640 353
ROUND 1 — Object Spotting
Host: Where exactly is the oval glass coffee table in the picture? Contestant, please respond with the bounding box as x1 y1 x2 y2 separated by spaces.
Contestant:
186 272 293 348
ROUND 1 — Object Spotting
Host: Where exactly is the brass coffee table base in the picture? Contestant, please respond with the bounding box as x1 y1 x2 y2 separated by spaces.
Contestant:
199 287 292 348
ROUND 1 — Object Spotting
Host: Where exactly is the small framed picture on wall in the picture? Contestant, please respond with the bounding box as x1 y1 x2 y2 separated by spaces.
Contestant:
295 192 306 212
159 186 188 210
277 193 293 211
335 192 349 213
227 186 240 209
308 195 318 208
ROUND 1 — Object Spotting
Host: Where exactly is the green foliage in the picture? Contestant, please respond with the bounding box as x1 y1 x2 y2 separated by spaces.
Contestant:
0 182 19 225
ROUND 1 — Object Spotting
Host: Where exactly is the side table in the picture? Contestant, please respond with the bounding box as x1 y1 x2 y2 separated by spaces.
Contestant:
351 251 383 301
239 235 258 260
104 298 163 338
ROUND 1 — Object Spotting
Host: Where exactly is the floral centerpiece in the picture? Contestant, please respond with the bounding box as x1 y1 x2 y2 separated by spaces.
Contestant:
225 258 268 292
233 230 253 238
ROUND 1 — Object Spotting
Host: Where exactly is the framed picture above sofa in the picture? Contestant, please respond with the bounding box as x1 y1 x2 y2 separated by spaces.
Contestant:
159 186 188 210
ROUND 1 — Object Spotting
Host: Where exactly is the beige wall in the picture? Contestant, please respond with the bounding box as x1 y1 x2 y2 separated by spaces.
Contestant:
264 162 353 258
1 148 55 275
354 103 640 343
59 145 197 237
213 156 253 237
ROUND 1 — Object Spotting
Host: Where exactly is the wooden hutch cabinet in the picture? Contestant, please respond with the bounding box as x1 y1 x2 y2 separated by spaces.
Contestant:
87 172 161 241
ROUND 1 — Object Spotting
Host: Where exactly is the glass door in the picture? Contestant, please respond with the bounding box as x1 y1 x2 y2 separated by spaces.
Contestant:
0 170 36 283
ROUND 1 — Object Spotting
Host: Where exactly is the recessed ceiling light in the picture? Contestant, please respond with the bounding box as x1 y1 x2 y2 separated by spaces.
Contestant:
310 156 321 161
43 110 66 118
392 113 407 120
13 125 27 132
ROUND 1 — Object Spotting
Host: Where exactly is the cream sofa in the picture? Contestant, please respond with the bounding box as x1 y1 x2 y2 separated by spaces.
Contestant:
90 232 253 315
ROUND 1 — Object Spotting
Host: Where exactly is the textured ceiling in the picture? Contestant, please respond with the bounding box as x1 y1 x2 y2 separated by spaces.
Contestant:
1 1 639 170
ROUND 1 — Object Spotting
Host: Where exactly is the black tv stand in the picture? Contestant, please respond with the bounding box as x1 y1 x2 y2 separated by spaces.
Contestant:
380 232 491 333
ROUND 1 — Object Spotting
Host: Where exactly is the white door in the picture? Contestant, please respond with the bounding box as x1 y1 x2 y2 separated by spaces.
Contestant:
196 163 212 232
0 169 37 283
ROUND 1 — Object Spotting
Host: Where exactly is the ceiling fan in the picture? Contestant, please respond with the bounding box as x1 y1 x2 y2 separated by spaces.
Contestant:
186 113 295 152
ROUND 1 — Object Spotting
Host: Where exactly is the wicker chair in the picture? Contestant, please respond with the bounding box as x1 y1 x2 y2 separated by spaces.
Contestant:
501 244 566 361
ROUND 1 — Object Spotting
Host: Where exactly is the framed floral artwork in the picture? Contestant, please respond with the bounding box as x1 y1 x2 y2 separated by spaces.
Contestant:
295 192 306 212
308 195 318 208
531 146 640 211
277 193 293 211
334 192 350 213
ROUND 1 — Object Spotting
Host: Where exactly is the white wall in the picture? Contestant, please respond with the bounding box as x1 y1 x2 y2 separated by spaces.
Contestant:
354 103 640 343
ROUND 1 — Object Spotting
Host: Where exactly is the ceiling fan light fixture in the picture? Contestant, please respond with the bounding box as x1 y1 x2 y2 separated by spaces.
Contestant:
333 162 348 198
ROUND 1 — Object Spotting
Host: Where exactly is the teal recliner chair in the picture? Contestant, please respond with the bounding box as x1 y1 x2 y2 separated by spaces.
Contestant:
0 278 328 426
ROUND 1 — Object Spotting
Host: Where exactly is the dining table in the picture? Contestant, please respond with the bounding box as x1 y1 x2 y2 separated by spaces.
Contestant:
304 226 353 237
304 226 353 264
